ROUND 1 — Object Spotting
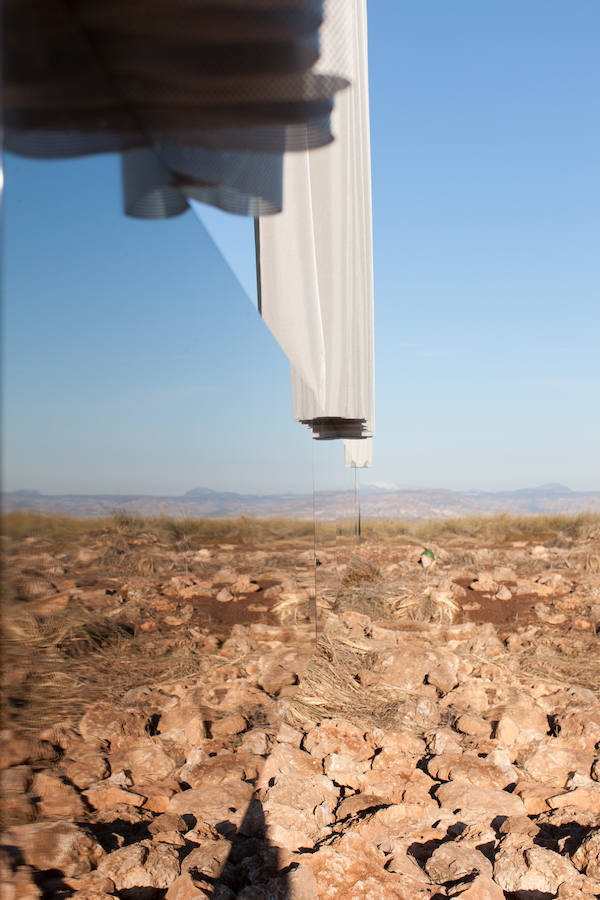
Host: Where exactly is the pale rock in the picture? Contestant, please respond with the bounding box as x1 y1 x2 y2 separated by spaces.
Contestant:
6 821 104 876
275 723 304 747
212 568 237 585
232 574 261 593
83 782 146 810
159 690 209 747
266 769 338 812
425 842 493 883
97 840 180 890
31 770 85 819
257 745 321 790
535 602 567 624
62 752 109 790
513 781 555 816
79 703 150 748
336 792 391 821
240 729 270 756
491 703 551 749
455 715 492 738
427 728 463 757
182 749 261 788
494 844 581 895
493 715 520 748
304 718 375 762
498 815 539 838
572 829 600 878
556 886 589 900
166 872 221 899
370 746 420 777
427 753 517 790
469 573 498 594
261 801 320 850
64 872 116 894
306 831 427 899
427 648 462 694
167 781 254 832
323 752 370 788
548 707 600 755
375 646 431 691
257 661 297 696
347 801 440 844
216 588 234 603
109 739 176 784
211 713 247 739
385 847 432 881
180 838 231 878
536 571 573 595
139 780 179 812
548 785 600 813
371 729 427 755
149 813 188 836
442 683 489 714
283 863 318 900
495 585 512 601
523 744 594 788
436 781 526 822
447 874 504 899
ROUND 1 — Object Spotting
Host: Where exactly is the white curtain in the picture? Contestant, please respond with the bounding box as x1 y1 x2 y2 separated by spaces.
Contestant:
344 437 372 468
258 0 374 454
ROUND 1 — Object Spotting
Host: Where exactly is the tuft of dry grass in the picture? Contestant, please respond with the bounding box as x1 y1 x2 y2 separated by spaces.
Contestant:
392 592 458 624
340 556 380 588
286 631 400 732
287 629 451 734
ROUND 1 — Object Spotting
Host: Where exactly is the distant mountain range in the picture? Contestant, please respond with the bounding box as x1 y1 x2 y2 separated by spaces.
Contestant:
3 483 600 520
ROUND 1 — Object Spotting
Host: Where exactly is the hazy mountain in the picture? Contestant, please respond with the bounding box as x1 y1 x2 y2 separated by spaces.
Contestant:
3 484 600 520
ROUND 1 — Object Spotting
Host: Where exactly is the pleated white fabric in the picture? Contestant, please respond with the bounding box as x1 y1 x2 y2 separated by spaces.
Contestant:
258 0 374 450
344 437 372 468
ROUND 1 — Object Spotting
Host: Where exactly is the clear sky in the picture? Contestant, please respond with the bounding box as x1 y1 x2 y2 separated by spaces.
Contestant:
3 1 599 496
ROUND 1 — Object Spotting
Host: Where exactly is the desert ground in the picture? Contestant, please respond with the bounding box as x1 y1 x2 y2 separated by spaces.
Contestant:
2 511 600 899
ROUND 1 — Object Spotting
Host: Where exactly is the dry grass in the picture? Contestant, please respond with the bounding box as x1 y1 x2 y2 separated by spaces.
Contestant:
340 556 380 588
334 556 457 624
361 512 600 543
287 629 451 734
516 633 600 697
3 510 600 547
286 631 400 732
0 598 213 738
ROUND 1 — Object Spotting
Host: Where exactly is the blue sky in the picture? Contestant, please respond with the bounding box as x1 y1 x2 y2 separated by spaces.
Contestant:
3 1 599 495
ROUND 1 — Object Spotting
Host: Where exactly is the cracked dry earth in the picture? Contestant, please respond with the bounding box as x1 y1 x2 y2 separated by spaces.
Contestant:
2 523 600 898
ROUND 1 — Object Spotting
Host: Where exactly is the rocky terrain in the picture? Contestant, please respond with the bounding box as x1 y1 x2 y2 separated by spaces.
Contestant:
2 513 600 898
